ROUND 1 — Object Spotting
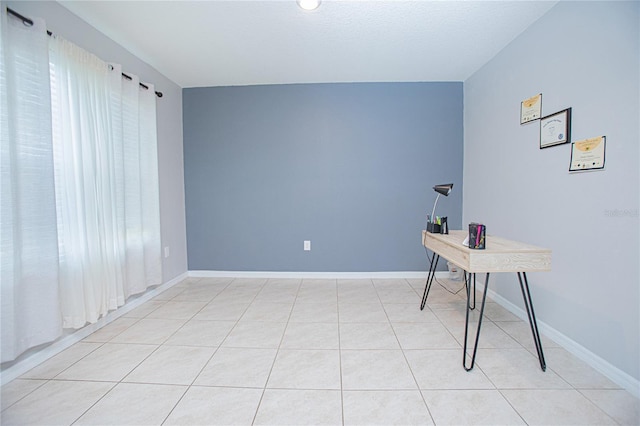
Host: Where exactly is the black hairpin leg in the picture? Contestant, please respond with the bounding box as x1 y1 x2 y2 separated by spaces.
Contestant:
517 272 546 371
464 272 476 310
463 273 490 371
420 254 440 310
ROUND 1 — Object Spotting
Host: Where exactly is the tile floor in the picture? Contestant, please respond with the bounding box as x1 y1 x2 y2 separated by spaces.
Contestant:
2 277 639 425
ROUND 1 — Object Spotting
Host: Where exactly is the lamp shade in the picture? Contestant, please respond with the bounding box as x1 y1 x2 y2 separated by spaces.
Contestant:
433 183 453 196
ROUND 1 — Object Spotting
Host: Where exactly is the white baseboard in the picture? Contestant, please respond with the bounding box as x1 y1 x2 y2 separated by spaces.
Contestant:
0 272 188 386
487 288 640 399
189 270 446 280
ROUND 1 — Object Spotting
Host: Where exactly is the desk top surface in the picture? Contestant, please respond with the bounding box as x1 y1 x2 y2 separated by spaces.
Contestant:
422 230 551 273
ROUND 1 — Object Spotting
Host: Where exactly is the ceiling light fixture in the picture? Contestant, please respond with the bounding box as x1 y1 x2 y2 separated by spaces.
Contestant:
297 0 321 11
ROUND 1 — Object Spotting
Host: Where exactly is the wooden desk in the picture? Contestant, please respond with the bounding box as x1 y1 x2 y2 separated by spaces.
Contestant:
421 230 551 371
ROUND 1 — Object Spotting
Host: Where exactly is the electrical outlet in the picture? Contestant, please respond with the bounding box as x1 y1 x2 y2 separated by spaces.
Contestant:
164 246 170 258
303 240 311 251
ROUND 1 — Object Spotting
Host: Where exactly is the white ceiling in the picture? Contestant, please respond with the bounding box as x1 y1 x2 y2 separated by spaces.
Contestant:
58 0 558 88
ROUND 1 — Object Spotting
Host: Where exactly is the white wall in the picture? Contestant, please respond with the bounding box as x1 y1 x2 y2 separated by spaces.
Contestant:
3 1 189 282
464 0 639 386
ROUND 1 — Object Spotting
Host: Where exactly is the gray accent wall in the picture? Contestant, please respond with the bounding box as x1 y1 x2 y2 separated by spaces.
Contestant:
464 2 639 383
184 83 463 272
4 1 189 283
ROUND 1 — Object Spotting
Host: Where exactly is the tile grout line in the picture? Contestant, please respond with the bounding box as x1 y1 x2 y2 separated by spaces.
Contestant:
336 278 345 426
75 277 198 425
0 378 50 415
68 381 119 426
69 277 228 425
4 338 109 414
250 278 302 426
208 277 271 426
574 388 621 425
375 278 437 425
159 277 237 425
19 337 116 425
405 277 544 425
444 285 603 426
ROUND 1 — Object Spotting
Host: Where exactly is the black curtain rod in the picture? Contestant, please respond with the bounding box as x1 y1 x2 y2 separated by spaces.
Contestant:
6 7 163 98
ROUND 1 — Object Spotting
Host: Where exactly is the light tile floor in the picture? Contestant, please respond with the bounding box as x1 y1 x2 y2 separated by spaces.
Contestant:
2 277 639 425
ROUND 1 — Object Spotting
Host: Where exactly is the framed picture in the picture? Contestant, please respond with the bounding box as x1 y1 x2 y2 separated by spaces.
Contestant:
569 136 606 172
520 93 542 124
540 108 571 149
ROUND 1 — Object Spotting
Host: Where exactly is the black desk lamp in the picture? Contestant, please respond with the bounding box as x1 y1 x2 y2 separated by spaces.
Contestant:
428 183 453 233
431 183 453 222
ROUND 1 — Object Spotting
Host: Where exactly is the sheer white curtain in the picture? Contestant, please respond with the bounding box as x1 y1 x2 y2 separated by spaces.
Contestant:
1 11 162 360
119 72 162 297
0 14 62 362
49 37 125 328
49 36 162 329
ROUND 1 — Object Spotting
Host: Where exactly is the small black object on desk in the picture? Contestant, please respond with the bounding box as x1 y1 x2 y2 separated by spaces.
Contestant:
427 216 448 234
468 223 485 249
